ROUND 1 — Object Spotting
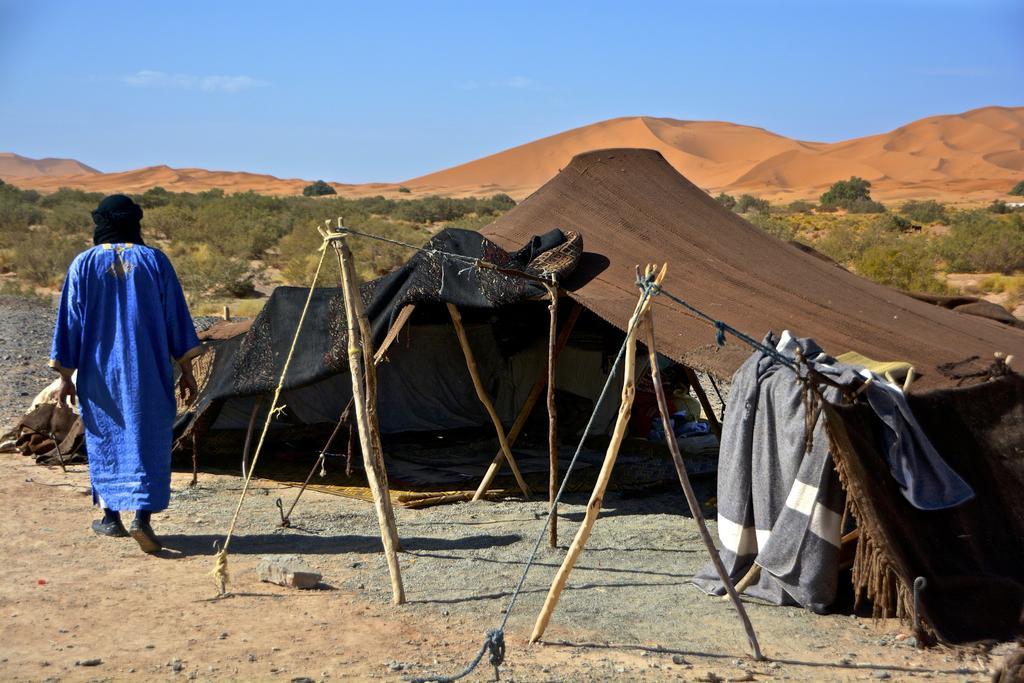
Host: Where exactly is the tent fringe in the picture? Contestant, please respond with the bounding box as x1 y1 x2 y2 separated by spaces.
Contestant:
828 423 914 624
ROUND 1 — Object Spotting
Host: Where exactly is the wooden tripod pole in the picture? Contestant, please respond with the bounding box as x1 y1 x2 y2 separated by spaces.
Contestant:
447 303 532 499
333 233 406 605
473 301 581 500
530 264 666 643
644 312 763 660
544 279 559 548
682 366 722 439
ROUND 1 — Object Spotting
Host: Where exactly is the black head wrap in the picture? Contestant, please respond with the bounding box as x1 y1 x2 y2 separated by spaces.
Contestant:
92 194 145 246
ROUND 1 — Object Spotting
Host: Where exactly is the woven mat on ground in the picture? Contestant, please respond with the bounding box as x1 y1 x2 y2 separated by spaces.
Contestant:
824 373 1024 644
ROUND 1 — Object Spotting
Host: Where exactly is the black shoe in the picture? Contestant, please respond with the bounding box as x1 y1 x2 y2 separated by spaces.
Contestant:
92 518 129 538
129 519 162 554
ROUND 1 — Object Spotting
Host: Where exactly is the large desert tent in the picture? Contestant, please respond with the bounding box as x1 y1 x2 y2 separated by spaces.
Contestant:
480 148 1024 388
178 148 1024 450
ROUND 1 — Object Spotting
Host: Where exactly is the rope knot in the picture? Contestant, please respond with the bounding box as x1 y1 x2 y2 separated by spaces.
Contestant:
485 629 506 668
714 321 727 347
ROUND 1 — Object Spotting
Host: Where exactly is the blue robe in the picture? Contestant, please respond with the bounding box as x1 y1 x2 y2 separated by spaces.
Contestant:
50 244 201 512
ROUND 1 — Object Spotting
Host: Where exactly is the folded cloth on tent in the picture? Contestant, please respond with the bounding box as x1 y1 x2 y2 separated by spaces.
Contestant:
835 351 915 391
825 374 1024 643
693 332 973 612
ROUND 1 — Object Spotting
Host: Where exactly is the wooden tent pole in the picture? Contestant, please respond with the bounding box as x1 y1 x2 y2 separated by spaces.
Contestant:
333 234 406 605
241 396 264 478
683 366 722 439
473 301 581 500
530 264 665 643
447 303 532 499
544 278 560 548
644 314 763 660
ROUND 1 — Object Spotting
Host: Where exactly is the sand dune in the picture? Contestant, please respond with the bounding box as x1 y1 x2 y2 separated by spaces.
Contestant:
3 106 1022 202
406 105 1024 203
0 152 98 179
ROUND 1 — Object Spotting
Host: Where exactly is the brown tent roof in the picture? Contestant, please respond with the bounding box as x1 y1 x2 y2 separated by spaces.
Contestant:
482 148 1024 391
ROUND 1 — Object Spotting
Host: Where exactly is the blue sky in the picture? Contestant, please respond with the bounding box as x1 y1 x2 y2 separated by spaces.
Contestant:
1 1 1021 182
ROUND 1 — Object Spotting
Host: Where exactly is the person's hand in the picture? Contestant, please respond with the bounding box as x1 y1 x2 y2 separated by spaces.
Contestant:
178 368 198 406
58 375 77 409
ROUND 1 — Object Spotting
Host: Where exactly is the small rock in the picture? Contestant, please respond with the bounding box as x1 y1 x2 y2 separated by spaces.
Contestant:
219 632 229 640
671 654 687 666
248 654 258 662
257 555 322 589
291 678 315 683
75 658 102 667
169 658 184 673
905 636 918 648
873 672 891 680
387 661 404 671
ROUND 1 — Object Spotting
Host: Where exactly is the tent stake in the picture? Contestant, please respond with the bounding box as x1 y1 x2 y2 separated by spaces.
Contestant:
447 303 533 499
544 278 560 548
530 265 664 643
683 366 722 439
334 233 406 605
644 314 763 660
472 301 581 500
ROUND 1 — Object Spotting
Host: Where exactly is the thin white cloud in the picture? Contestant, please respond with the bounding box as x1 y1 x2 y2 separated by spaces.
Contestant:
122 70 268 92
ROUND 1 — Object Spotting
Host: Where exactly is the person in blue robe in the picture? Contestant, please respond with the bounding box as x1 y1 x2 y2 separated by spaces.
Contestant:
49 194 201 553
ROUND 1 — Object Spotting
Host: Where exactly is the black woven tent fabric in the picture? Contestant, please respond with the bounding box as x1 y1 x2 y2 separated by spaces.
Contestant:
825 374 1024 644
190 228 572 419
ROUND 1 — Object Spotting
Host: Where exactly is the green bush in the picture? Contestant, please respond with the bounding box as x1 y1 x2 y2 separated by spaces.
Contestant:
303 180 337 197
855 237 947 293
989 199 1019 214
845 197 886 214
12 229 85 286
1010 181 1024 197
169 243 258 299
874 212 912 232
820 176 874 210
746 212 796 241
397 186 411 194
735 194 770 214
938 210 1024 273
899 200 947 224
714 193 736 210
785 200 815 214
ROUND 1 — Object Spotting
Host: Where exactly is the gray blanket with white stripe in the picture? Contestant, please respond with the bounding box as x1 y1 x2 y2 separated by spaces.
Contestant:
693 332 973 612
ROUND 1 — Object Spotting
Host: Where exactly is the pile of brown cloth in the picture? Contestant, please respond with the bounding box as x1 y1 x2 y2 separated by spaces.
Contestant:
825 373 1024 644
1 402 85 466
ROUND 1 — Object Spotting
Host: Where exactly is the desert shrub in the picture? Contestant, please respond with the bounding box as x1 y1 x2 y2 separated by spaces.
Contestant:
854 236 947 293
735 194 770 214
938 211 1024 273
820 176 874 210
303 180 336 197
874 212 912 233
0 188 45 239
715 193 736 210
785 200 815 214
746 212 796 241
397 186 411 194
169 243 257 300
845 197 886 214
899 200 947 224
988 199 1019 214
12 229 85 286
1010 181 1024 197
38 187 103 209
140 186 172 208
143 204 198 241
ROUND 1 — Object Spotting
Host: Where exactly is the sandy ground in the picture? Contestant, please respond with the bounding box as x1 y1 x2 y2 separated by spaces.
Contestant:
0 456 1009 683
0 294 1013 682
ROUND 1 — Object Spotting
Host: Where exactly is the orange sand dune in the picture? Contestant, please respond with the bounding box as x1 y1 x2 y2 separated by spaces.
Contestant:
407 105 1024 203
3 105 1022 202
0 152 98 178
